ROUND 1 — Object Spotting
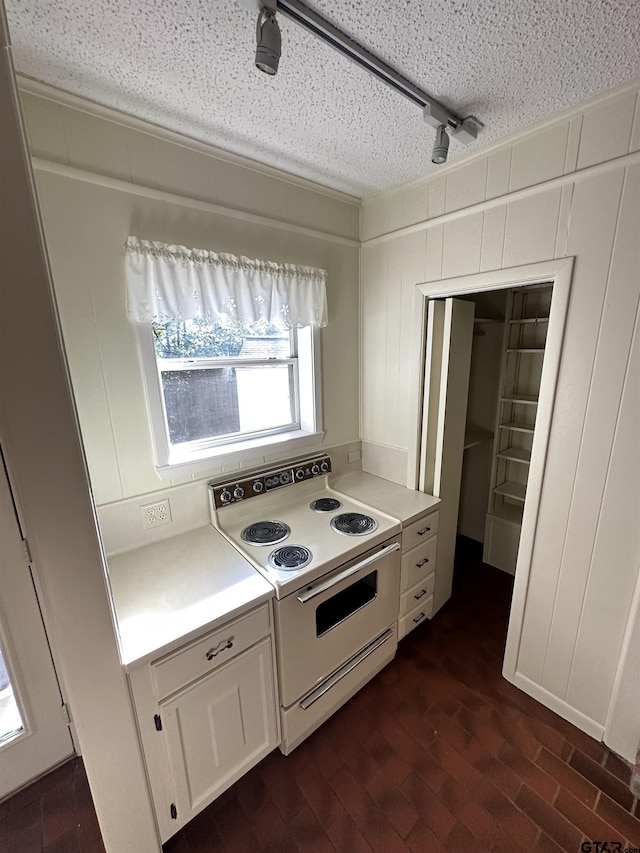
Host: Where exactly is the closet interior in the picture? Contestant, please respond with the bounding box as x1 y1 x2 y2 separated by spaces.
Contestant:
458 284 552 574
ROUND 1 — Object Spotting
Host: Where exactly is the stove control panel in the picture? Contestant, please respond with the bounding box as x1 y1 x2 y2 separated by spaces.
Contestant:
210 455 332 509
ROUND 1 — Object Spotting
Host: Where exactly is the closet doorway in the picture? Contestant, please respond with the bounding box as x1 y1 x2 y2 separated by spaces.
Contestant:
409 258 573 685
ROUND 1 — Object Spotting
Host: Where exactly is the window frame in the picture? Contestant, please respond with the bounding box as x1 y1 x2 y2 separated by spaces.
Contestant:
136 322 324 478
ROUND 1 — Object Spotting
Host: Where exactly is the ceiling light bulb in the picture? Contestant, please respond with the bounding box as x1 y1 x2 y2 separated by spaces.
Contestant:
255 8 281 75
431 124 449 165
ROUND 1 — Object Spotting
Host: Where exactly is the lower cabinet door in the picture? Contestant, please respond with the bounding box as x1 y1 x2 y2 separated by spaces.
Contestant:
161 637 278 828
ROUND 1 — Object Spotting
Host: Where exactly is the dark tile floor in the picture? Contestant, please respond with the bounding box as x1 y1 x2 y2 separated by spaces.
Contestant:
2 539 639 852
0 755 104 852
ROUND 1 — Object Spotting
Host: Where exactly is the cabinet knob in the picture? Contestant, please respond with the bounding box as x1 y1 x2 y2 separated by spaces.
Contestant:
413 612 426 624
205 637 234 660
414 589 428 600
416 557 429 567
417 526 431 536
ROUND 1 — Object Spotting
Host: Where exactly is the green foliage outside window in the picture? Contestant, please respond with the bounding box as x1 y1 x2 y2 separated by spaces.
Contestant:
152 318 287 359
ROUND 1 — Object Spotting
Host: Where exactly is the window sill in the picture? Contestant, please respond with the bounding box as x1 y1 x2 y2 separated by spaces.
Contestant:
155 429 325 480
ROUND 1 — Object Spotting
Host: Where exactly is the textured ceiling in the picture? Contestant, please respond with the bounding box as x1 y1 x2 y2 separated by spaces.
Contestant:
5 0 640 196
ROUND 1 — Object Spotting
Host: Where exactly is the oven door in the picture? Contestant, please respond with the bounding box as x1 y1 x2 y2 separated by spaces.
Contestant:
274 537 401 708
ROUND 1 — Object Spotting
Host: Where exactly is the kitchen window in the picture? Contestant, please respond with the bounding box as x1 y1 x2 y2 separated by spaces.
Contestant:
125 238 327 476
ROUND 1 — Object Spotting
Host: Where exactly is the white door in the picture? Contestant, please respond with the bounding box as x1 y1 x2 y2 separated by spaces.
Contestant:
0 449 74 798
419 298 475 614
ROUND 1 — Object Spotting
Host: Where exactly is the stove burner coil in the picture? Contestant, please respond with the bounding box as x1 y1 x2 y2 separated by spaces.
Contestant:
310 498 342 513
330 512 378 536
241 520 290 546
268 545 313 571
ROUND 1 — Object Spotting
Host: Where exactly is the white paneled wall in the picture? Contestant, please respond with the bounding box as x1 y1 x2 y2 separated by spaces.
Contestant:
361 80 640 758
19 87 361 548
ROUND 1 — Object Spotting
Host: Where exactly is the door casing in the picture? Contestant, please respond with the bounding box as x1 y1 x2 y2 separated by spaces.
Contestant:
409 258 574 687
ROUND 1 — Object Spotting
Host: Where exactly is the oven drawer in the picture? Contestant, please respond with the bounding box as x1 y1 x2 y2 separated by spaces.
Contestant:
400 571 435 617
401 536 437 592
151 604 271 700
399 596 434 639
280 626 397 754
402 511 438 552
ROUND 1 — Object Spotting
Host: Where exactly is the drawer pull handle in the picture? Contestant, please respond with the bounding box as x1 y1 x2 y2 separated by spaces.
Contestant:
416 558 429 568
205 637 234 660
414 589 428 600
413 612 426 624
417 526 431 536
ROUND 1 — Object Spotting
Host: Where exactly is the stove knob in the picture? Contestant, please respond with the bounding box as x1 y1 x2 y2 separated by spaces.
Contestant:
253 481 263 493
311 464 320 475
295 468 305 480
279 472 290 484
320 461 329 473
220 489 232 504
233 486 244 499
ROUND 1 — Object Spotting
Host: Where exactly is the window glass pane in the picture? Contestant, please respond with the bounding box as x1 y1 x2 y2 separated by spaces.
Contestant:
153 319 291 360
0 647 24 745
236 365 294 433
161 364 295 445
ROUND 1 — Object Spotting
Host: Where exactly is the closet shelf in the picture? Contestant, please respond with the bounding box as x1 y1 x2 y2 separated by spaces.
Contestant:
496 447 531 464
491 503 524 525
493 481 526 502
499 421 535 434
500 394 539 405
506 347 545 353
464 424 493 450
509 317 549 325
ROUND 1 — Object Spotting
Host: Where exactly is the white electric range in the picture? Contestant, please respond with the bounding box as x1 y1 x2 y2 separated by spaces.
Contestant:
209 453 402 753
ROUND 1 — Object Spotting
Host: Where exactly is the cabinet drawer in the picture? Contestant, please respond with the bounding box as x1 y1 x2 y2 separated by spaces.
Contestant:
152 604 270 700
402 511 438 553
401 536 437 592
398 596 434 640
400 571 435 617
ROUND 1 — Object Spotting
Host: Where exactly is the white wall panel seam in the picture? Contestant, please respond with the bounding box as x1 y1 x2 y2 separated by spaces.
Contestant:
557 184 575 258
565 294 640 695
564 117 584 175
624 97 637 154
632 93 640 153
539 169 628 694
566 288 640 710
86 273 126 500
362 150 640 247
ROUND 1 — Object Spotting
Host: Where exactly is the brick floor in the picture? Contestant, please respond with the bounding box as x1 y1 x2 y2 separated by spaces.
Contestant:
2 538 638 852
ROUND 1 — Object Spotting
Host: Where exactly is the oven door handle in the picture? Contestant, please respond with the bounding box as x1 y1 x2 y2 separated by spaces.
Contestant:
299 628 394 710
296 541 400 603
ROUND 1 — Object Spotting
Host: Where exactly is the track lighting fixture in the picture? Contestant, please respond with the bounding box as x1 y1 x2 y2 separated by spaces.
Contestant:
244 0 483 159
431 124 449 165
255 7 281 75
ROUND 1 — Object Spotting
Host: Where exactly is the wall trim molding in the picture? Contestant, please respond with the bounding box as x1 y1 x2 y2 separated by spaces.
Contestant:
17 76 361 207
31 157 361 248
362 149 640 246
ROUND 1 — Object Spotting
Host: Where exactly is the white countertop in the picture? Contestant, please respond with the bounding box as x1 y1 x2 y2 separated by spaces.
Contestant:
331 471 440 525
107 525 274 669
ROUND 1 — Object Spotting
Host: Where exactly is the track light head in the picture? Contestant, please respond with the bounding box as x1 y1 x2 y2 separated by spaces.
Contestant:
431 124 449 165
255 8 281 75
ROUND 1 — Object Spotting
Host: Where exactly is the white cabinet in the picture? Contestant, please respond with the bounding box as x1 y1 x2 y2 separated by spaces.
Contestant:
398 510 438 639
128 603 279 843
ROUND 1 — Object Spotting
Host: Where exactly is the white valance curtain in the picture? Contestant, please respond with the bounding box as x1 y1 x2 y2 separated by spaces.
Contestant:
124 237 328 329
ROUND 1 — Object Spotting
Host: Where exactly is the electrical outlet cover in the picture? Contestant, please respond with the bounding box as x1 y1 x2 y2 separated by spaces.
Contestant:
141 499 172 530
